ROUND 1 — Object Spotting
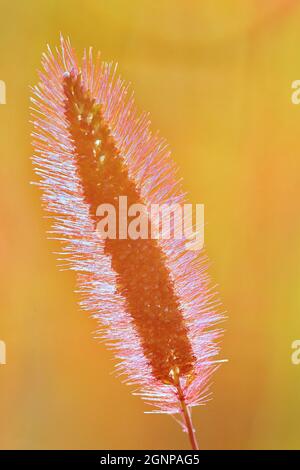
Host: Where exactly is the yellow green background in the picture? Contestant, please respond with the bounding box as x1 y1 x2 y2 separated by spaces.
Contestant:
0 0 300 449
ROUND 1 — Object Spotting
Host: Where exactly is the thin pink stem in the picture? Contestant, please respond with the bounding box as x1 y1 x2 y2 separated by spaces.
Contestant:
175 376 199 450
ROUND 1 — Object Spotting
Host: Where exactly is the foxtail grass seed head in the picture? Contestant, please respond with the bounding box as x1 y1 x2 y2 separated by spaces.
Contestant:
31 36 225 440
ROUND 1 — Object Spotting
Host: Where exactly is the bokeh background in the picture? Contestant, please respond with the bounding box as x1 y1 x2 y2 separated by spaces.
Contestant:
0 0 300 450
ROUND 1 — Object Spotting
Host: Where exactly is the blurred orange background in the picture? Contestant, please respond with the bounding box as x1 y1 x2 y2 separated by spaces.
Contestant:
1 0 300 449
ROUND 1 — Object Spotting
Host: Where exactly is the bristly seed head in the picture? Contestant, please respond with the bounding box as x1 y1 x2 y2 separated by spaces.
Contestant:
31 36 224 415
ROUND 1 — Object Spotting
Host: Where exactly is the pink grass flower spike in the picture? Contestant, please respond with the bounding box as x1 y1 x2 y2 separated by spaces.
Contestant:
31 36 225 450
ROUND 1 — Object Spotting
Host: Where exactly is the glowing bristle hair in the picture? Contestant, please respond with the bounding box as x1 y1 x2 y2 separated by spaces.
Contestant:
31 36 224 449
